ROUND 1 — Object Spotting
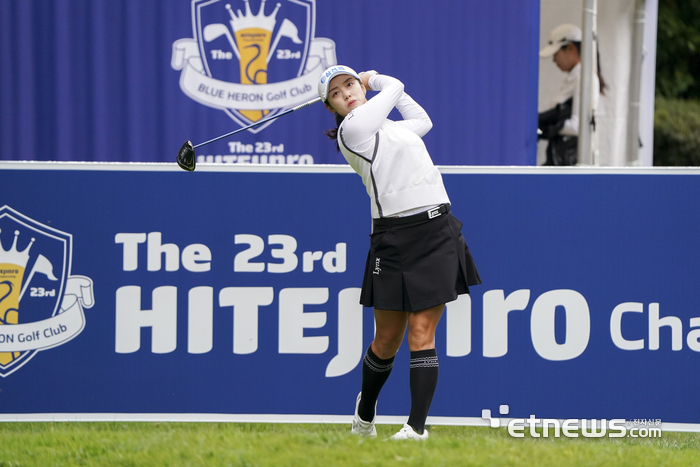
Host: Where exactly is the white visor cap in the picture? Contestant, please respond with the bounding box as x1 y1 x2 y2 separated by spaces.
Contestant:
318 65 361 102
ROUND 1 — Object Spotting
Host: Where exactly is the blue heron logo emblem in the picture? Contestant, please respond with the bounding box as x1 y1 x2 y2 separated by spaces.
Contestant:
0 206 95 377
172 0 337 133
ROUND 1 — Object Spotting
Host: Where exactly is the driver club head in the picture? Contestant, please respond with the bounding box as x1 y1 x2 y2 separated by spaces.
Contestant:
177 141 196 172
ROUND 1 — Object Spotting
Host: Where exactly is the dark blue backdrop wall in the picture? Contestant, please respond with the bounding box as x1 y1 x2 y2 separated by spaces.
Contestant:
2 164 700 428
0 0 540 165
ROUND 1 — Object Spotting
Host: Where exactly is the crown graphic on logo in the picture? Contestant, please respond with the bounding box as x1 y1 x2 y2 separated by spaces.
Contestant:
226 0 281 32
0 229 34 268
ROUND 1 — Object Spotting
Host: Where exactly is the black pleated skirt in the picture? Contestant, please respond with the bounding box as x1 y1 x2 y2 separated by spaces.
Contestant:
360 207 481 312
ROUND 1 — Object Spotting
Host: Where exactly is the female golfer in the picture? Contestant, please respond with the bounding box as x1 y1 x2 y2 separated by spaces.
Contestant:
318 66 481 440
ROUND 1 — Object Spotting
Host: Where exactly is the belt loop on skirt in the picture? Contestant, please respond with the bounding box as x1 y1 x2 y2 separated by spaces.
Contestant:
373 204 450 227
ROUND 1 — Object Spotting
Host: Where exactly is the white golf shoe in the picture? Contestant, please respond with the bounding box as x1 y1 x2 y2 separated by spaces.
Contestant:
389 424 429 441
350 392 377 438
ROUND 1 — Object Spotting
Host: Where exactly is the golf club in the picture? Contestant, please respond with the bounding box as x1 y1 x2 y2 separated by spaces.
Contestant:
176 96 322 172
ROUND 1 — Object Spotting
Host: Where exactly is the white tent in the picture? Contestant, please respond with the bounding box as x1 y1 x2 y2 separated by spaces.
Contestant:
538 0 658 166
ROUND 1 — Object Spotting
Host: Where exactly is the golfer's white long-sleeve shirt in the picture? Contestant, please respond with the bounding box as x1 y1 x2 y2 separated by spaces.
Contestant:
338 74 450 219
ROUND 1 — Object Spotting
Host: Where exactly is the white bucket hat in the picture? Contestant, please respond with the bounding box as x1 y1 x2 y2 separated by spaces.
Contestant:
539 24 582 58
318 65 361 102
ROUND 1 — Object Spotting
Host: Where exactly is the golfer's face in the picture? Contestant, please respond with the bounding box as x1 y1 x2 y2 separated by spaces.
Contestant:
327 74 367 117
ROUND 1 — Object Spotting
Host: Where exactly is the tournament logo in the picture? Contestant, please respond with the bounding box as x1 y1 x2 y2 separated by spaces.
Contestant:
0 206 94 377
172 0 337 133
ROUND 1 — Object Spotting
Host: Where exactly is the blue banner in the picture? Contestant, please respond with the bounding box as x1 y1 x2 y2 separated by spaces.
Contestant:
0 0 539 166
1 163 699 429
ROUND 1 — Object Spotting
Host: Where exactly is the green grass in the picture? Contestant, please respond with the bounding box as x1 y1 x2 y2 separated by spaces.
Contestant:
0 422 699 467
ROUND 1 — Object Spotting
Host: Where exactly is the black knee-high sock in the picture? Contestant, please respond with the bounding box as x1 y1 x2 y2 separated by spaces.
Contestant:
407 348 439 434
358 345 395 422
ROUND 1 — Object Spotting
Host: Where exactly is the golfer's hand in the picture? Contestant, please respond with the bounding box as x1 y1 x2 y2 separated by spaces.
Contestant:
359 71 377 91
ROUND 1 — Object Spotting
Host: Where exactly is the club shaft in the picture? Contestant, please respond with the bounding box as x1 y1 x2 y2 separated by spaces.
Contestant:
193 97 322 150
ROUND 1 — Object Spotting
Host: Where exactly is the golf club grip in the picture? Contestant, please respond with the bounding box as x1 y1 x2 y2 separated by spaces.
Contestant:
193 97 322 150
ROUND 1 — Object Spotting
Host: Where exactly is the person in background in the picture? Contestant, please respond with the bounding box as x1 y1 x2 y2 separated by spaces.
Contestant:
538 23 608 165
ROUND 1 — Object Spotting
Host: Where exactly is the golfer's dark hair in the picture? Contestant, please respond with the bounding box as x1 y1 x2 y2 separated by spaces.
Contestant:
324 111 345 152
